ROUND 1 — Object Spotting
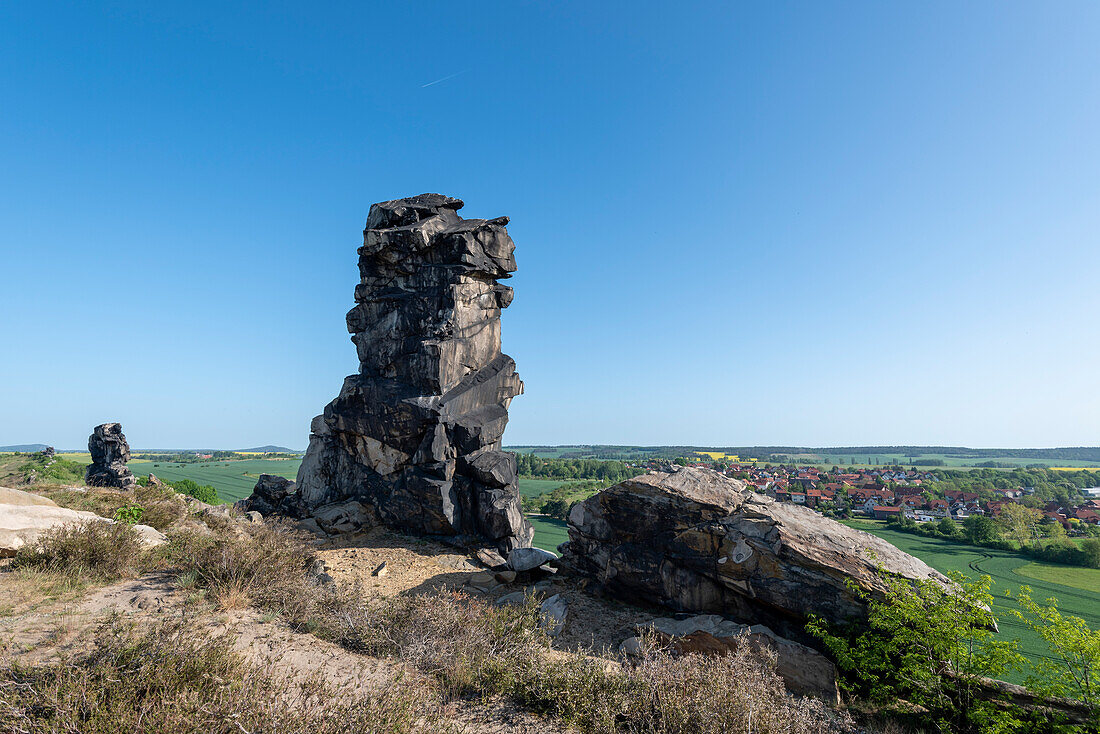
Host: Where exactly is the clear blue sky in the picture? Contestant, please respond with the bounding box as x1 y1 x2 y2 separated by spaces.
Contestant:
1 1 1098 450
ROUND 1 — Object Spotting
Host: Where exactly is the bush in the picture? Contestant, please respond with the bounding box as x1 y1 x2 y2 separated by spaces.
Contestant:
133 481 188 530
12 521 145 580
113 503 144 524
166 478 219 505
166 521 317 611
0 618 439 733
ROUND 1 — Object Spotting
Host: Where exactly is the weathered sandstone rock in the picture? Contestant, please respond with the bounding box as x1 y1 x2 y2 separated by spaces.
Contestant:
244 194 532 553
85 423 136 490
507 546 558 572
562 466 949 641
539 594 568 637
242 474 297 516
0 486 165 556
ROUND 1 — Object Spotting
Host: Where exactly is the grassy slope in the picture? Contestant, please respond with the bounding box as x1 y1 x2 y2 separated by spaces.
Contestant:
842 518 1100 683
517 478 571 498
528 515 570 552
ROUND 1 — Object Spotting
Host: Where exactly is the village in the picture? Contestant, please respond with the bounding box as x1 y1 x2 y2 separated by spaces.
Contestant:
637 457 1100 532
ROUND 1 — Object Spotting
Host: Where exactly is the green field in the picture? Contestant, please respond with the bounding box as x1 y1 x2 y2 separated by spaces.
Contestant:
507 445 1100 469
842 518 1100 682
517 478 572 498
129 459 302 503
527 514 570 552
51 454 302 504
1014 562 1100 594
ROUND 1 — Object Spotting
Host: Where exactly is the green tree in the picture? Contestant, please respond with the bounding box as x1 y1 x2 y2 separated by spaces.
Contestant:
937 517 961 537
168 478 219 505
996 504 1041 545
1014 587 1100 706
1082 538 1100 568
964 515 1001 544
808 571 1024 733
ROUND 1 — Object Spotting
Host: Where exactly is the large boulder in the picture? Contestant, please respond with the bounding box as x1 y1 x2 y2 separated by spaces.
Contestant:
247 194 533 554
562 466 949 640
0 486 164 556
85 423 137 490
237 474 299 516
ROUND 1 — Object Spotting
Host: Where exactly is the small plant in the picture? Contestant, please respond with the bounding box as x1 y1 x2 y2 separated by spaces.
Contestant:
113 503 144 524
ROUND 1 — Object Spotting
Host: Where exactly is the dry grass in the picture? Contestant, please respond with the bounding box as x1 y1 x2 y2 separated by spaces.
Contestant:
31 482 187 532
165 521 317 613
12 521 145 581
162 523 855 734
0 617 444 733
0 566 92 618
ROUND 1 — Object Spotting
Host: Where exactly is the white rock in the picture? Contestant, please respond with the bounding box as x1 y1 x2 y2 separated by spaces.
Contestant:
0 487 105 557
619 636 644 656
540 594 568 637
494 591 528 607
638 614 748 639
507 546 558 572
131 524 168 549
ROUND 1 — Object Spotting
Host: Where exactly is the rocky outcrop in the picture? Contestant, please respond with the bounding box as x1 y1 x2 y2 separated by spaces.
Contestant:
562 466 949 641
245 194 532 553
243 474 298 516
85 423 136 490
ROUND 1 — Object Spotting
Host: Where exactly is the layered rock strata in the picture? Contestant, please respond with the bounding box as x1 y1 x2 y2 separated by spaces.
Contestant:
562 466 949 640
85 423 137 490
248 194 532 553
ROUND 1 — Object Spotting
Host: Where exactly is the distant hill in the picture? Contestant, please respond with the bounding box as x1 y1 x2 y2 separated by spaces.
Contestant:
238 445 301 454
0 444 48 452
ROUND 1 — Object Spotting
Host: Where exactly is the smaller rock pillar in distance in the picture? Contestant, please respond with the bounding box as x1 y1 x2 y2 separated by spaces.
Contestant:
85 423 137 490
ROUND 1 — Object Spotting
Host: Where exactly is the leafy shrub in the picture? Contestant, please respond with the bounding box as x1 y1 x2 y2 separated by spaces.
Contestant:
13 521 144 580
19 454 86 485
166 477 219 505
113 503 144 524
0 618 440 733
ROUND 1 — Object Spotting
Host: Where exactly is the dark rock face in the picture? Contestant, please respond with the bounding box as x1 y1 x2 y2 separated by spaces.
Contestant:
562 466 948 641
244 474 297 516
85 423 136 490
249 194 532 553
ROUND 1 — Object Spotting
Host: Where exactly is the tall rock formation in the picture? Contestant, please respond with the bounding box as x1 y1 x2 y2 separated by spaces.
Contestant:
562 466 949 642
85 423 137 490
253 194 532 552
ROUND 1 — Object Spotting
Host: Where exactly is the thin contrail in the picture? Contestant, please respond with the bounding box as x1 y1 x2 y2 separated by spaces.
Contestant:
421 70 467 88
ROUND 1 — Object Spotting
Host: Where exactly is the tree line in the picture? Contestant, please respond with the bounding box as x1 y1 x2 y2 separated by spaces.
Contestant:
512 453 635 482
886 511 1100 569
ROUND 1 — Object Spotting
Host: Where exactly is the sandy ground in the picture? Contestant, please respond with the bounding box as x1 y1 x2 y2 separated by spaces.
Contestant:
0 524 663 733
0 523 677 732
316 527 663 655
